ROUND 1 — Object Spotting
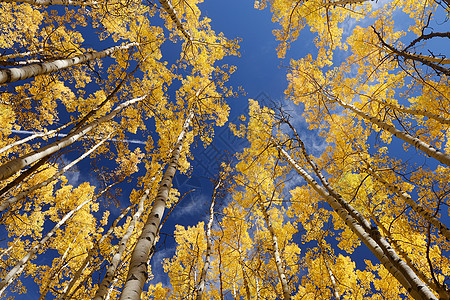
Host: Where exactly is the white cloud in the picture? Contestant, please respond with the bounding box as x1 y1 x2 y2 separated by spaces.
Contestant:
174 193 210 219
148 245 175 287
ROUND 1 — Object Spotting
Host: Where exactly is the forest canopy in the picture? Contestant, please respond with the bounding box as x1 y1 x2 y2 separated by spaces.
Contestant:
0 0 449 299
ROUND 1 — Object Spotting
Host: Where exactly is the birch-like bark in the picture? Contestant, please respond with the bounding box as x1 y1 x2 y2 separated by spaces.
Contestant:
0 42 138 84
105 278 119 300
38 234 79 300
409 54 450 65
333 97 450 167
60 199 132 299
0 95 146 182
276 144 438 300
0 195 93 297
318 244 341 300
255 277 260 300
0 232 24 258
0 0 99 4
0 59 46 66
257 198 292 300
366 98 450 125
0 155 50 199
324 0 368 7
93 184 153 300
158 0 191 41
217 242 225 300
0 132 112 213
241 261 251 300
372 28 450 76
119 110 194 300
0 121 75 155
0 49 44 61
366 167 450 241
283 133 439 299
196 175 221 300
368 211 449 297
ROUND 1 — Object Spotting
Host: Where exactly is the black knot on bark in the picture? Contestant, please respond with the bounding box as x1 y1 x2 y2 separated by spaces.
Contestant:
128 274 138 281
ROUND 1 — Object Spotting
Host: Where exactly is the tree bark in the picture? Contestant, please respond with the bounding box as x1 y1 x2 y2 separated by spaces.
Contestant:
93 177 157 300
0 155 50 199
0 132 112 213
0 121 75 155
158 0 191 41
276 143 438 300
365 166 450 241
0 49 44 61
333 97 450 167
196 174 221 300
369 210 450 298
0 195 94 297
0 42 138 84
318 243 341 300
0 95 146 182
257 198 292 300
60 197 132 299
38 233 81 300
119 109 194 300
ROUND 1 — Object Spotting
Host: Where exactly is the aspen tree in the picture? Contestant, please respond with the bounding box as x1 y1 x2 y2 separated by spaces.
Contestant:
318 243 341 300
57 201 132 300
364 165 450 241
119 109 194 300
0 95 146 181
0 185 97 296
368 209 450 298
0 120 76 155
0 132 113 213
195 168 226 300
256 196 292 300
38 235 80 300
277 144 437 300
239 100 436 299
0 42 138 84
93 169 161 300
331 95 450 167
158 0 191 41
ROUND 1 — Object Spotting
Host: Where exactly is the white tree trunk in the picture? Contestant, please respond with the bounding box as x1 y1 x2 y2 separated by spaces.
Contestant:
0 49 44 61
60 198 132 299
334 97 450 166
38 234 77 300
369 211 449 297
0 95 146 182
368 99 450 125
119 110 194 300
409 54 450 65
93 182 154 300
0 196 94 297
0 121 75 155
0 42 138 84
158 0 191 41
0 132 112 213
366 167 450 241
319 244 341 300
276 144 438 300
257 199 292 300
196 175 221 300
